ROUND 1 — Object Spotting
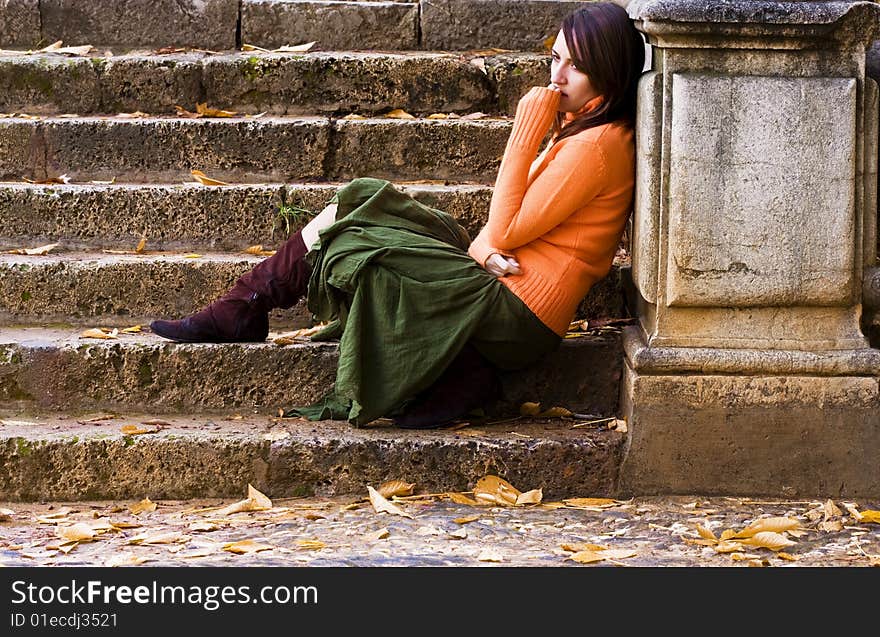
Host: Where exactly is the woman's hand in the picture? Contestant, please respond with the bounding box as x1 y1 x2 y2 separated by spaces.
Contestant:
484 253 522 277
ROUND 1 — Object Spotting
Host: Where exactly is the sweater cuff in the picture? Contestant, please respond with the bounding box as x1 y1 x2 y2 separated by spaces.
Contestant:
468 231 514 266
508 88 560 149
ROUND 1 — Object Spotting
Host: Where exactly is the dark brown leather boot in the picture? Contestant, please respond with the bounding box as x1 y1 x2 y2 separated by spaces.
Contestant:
150 231 311 343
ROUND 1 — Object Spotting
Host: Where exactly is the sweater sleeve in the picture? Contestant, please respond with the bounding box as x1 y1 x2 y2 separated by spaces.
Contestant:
481 88 608 252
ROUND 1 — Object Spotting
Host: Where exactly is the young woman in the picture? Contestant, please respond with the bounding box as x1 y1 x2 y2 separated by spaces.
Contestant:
150 2 645 428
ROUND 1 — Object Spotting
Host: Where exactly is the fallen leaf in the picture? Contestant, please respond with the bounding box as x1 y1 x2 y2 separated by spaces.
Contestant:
222 539 273 554
378 480 415 499
454 515 479 525
120 424 159 435
190 169 229 186
342 113 366 120
857 510 880 524
714 540 743 553
818 519 844 532
427 113 449 119
519 402 541 416
216 484 273 516
473 475 521 506
195 102 237 118
697 525 717 541
367 528 389 541
732 517 801 539
476 548 504 562
569 548 637 564
470 57 487 74
385 108 415 119
823 499 843 519
106 553 150 567
188 521 220 532
128 531 188 545
561 543 607 553
296 539 325 550
367 486 414 518
0 507 14 521
446 492 480 506
80 328 119 340
777 552 799 561
537 406 572 418
8 242 61 255
562 497 618 509
273 41 317 53
121 325 142 333
135 234 146 253
183 253 203 258
129 498 157 515
515 488 543 505
461 112 488 120
175 105 202 118
57 523 97 542
41 41 93 56
736 531 796 552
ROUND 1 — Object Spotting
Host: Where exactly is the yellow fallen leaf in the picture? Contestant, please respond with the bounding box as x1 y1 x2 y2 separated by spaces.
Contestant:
378 480 415 499
8 242 61 255
569 548 636 564
129 498 157 515
857 510 880 524
80 328 118 340
367 486 413 518
57 523 97 542
106 552 150 567
190 169 229 186
562 497 618 508
216 484 273 516
135 234 146 253
714 540 743 553
736 531 796 551
195 102 237 118
454 515 480 525
222 539 274 554
515 488 543 505
244 244 266 255
730 552 762 561
427 113 449 119
296 539 325 550
732 517 801 539
121 325 142 333
697 525 717 541
385 108 415 119
183 253 203 258
120 424 159 435
473 475 521 506
777 552 799 561
561 543 607 553
538 406 572 418
519 402 541 416
446 492 480 506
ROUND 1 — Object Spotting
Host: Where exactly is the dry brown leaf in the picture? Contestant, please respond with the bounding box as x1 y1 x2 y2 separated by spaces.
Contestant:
697 525 717 541
823 499 843 519
195 102 237 118
461 112 488 120
342 113 366 120
515 488 543 506
120 424 159 435
385 108 415 119
446 492 480 506
80 328 119 340
106 553 150 567
57 523 97 542
569 548 636 564
561 543 607 553
858 510 880 524
188 521 220 532
473 475 521 506
818 519 844 532
8 241 61 255
190 169 229 186
135 234 146 253
537 406 572 418
37 507 73 522
222 539 273 554
43 42 93 56
562 497 618 508
175 105 202 118
273 41 317 53
427 113 449 119
216 484 273 516
519 402 541 416
129 498 157 515
454 515 480 525
736 531 796 551
121 325 142 333
378 480 415 499
296 539 325 550
367 528 389 541
777 552 799 561
714 540 743 553
367 486 413 518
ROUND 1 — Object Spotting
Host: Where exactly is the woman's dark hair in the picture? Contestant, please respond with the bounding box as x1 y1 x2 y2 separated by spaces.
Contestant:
552 2 645 142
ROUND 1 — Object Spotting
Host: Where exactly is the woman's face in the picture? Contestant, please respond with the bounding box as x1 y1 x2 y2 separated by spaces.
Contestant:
549 29 600 113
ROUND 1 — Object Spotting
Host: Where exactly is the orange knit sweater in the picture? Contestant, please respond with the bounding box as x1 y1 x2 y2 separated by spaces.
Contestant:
468 87 636 336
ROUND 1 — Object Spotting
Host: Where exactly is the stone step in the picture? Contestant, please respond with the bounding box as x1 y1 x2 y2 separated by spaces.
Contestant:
0 182 493 251
0 251 629 325
0 327 624 417
0 410 625 500
0 115 511 184
0 51 546 118
1 0 587 52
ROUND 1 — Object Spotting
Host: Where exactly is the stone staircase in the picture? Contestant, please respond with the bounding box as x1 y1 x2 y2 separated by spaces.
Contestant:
0 0 633 500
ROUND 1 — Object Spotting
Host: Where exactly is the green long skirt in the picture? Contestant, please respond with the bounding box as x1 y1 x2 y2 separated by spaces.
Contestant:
286 178 561 427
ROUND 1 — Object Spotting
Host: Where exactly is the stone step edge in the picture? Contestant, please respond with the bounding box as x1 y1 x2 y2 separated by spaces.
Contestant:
0 410 626 501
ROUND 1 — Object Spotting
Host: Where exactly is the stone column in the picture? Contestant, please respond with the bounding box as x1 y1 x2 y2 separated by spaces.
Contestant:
621 0 880 497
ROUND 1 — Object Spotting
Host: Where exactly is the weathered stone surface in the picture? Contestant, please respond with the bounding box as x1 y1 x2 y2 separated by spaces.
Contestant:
619 361 880 498
202 51 494 116
420 0 585 51
241 0 419 51
667 73 857 308
0 56 101 114
2 117 331 183
0 414 624 500
0 328 623 417
0 329 340 411
40 0 239 50
0 119 40 180
329 118 509 182
97 55 204 114
0 0 40 48
485 53 551 116
632 71 660 305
